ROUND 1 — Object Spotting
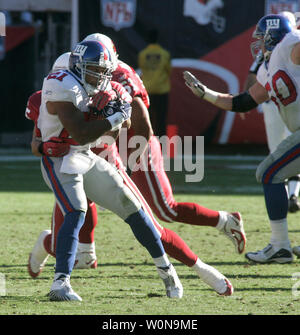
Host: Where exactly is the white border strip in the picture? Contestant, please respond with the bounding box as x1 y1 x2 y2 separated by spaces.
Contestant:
0 154 265 162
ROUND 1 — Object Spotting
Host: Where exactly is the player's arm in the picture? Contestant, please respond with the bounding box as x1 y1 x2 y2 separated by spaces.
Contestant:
291 42 300 65
126 97 153 172
47 101 120 145
31 126 42 157
183 71 269 113
129 96 153 154
244 51 263 91
243 73 257 91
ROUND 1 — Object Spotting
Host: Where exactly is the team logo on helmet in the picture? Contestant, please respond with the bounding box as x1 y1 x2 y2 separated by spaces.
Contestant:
73 44 88 57
266 19 280 29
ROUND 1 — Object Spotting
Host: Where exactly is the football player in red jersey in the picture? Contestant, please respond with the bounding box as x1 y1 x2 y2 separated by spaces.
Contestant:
83 33 245 252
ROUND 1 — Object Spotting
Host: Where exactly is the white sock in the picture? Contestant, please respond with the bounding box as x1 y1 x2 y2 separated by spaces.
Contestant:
153 254 171 268
216 211 228 230
270 219 290 248
288 180 300 198
77 242 95 254
192 258 227 294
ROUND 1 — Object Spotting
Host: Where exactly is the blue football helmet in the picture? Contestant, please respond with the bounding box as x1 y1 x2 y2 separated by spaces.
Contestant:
69 40 114 96
251 14 293 60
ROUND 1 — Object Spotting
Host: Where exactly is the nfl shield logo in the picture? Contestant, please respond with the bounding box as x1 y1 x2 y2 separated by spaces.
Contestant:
265 0 299 15
101 0 137 31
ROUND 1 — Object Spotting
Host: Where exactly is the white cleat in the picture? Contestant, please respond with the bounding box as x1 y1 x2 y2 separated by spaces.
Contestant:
28 230 51 278
196 262 234 296
74 252 98 269
157 264 183 299
220 279 234 296
49 274 82 302
245 244 293 264
293 246 300 258
218 212 246 254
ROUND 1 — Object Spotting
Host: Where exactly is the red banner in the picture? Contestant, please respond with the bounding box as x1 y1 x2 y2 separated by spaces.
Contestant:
168 26 267 144
5 26 35 52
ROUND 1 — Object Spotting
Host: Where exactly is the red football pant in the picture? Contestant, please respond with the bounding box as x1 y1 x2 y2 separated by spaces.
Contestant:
119 167 198 267
131 136 219 226
44 199 98 257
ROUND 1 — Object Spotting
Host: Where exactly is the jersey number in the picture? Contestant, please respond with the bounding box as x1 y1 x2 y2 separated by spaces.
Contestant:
265 70 297 108
47 72 68 82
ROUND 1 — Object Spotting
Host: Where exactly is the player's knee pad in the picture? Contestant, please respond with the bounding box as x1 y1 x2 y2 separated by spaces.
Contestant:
256 161 266 184
256 155 290 185
256 160 280 184
112 184 142 220
60 199 88 217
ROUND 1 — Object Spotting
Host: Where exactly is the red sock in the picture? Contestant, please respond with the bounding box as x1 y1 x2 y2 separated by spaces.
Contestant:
161 228 198 267
78 200 98 243
172 202 219 227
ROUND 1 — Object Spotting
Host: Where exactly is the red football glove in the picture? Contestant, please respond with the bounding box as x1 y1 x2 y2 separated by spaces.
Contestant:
38 137 70 157
90 89 118 112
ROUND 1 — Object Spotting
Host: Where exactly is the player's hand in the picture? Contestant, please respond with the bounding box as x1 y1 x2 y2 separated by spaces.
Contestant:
183 71 207 98
38 137 70 157
90 89 118 112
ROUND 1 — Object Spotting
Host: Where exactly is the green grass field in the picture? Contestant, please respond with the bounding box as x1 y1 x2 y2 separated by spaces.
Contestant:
1 149 300 316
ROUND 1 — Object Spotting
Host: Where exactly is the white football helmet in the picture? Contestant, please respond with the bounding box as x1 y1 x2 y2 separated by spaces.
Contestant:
83 33 119 71
295 12 300 29
279 11 296 28
52 52 71 71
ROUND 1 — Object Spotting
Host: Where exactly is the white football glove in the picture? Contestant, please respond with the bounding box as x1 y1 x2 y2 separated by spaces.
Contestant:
183 71 206 98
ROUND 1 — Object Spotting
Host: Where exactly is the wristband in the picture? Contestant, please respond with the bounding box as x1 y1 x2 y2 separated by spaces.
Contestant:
203 87 219 104
106 112 124 131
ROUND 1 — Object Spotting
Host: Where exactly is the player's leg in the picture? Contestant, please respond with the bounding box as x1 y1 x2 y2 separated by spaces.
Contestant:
119 164 233 295
75 199 98 268
131 136 246 253
29 198 98 278
263 101 300 213
246 131 300 263
40 156 87 301
83 156 183 298
262 101 286 154
27 229 51 278
48 199 98 269
287 175 300 212
27 202 58 279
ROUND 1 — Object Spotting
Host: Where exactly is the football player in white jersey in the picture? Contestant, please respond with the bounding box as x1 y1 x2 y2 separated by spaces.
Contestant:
244 11 300 214
184 14 300 264
38 40 183 301
28 38 235 297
